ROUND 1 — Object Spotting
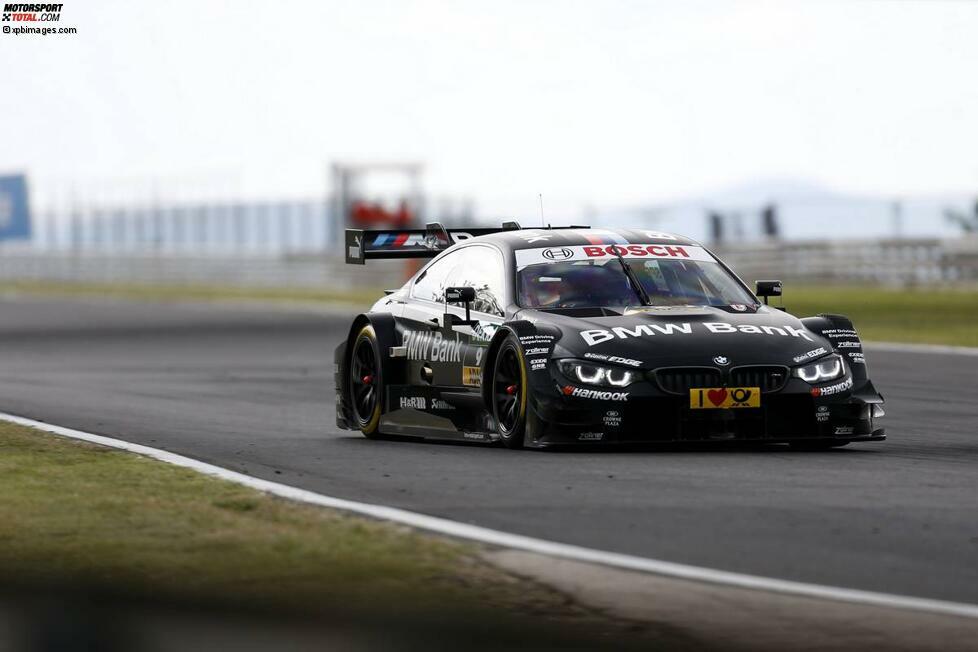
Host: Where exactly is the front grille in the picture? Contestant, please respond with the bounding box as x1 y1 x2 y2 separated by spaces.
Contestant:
730 366 789 393
653 365 788 395
654 367 722 395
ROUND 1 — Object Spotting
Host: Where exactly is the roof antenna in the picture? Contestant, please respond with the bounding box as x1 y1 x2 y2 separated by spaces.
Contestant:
538 193 545 228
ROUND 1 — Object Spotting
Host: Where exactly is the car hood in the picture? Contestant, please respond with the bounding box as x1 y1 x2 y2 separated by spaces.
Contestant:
522 305 831 368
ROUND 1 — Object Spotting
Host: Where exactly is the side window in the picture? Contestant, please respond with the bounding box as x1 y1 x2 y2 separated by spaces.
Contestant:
410 251 460 303
449 246 506 317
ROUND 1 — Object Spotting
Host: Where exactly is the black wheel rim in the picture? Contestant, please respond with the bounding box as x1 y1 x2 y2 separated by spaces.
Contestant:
350 337 379 425
493 346 522 434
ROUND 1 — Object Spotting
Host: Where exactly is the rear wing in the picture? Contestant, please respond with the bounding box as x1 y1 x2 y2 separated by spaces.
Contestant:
344 221 588 264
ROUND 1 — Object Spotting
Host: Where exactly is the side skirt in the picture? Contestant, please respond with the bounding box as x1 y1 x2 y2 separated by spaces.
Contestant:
381 385 498 444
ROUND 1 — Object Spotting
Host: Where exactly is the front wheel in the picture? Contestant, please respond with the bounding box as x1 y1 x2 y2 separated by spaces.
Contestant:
349 325 383 439
492 336 530 449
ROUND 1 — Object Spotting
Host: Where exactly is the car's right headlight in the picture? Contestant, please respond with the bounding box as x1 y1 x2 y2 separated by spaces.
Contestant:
793 353 845 383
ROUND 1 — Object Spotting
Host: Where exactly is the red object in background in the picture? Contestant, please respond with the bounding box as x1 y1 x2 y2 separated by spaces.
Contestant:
350 199 418 280
351 200 413 228
393 201 412 227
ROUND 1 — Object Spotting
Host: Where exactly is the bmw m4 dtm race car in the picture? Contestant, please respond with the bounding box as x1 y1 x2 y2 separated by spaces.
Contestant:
334 223 885 449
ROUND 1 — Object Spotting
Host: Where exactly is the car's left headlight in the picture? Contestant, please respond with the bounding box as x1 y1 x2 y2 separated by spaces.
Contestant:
793 353 845 383
557 359 635 387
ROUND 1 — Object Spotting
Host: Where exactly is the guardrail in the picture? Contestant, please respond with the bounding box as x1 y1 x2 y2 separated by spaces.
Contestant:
0 237 976 290
0 252 405 289
715 237 978 286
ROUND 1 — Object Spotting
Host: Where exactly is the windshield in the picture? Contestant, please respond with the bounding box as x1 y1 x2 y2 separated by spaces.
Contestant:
518 250 756 309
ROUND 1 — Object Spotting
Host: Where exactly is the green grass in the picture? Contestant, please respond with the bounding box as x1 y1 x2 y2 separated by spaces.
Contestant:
4 280 974 347
0 421 618 640
785 286 978 347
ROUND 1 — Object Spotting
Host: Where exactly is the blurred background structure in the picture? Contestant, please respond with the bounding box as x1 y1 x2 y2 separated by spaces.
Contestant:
1 168 976 289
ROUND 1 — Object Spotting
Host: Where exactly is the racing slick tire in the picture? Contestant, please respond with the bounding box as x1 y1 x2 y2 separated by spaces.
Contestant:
491 334 532 449
349 325 384 439
790 440 850 450
489 334 542 449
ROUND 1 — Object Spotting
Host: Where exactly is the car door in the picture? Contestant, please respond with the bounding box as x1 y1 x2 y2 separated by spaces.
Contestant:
440 245 507 392
398 249 464 388
400 243 506 384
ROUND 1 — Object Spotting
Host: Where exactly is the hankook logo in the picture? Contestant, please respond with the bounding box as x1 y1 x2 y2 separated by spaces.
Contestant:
562 386 629 401
542 247 573 260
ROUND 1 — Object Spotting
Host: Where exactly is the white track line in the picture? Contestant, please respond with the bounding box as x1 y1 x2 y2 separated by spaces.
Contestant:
865 341 978 357
3 410 976 621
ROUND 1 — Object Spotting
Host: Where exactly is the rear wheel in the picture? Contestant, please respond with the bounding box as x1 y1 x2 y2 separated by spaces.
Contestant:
492 336 528 449
349 325 383 439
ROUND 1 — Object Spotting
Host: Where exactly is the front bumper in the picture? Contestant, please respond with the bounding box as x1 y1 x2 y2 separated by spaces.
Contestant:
528 373 884 446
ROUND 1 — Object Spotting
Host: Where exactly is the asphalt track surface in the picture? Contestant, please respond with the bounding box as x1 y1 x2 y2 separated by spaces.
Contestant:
1 297 976 605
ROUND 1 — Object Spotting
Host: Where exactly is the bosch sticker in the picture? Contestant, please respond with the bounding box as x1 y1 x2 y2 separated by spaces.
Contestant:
515 243 714 270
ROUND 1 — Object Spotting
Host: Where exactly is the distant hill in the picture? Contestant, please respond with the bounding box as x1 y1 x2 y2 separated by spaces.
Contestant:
592 178 974 242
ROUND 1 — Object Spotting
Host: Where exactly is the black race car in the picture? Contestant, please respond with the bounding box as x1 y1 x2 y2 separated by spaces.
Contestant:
334 223 885 449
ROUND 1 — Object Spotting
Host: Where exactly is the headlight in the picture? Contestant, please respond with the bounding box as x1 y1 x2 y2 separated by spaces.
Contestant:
557 359 635 387
793 353 845 383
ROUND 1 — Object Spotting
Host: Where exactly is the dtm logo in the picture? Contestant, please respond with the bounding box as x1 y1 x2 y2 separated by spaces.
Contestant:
542 247 573 260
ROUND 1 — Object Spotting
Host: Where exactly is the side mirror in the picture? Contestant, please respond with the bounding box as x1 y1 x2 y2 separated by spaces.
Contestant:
445 286 476 304
444 286 477 327
755 280 783 305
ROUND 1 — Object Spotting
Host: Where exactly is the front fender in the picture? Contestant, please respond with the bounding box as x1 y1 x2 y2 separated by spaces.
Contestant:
482 321 562 409
801 313 873 391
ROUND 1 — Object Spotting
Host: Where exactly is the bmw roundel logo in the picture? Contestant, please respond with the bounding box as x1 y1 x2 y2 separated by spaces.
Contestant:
542 247 573 260
713 355 730 366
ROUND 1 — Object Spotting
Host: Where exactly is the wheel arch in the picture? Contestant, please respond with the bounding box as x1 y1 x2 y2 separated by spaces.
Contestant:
480 320 558 408
337 313 400 428
481 325 519 410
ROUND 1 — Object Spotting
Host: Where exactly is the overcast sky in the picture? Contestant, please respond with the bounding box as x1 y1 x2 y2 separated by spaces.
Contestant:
2 0 977 217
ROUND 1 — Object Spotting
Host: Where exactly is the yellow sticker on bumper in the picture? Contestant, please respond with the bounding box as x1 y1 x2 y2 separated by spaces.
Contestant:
689 387 761 409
